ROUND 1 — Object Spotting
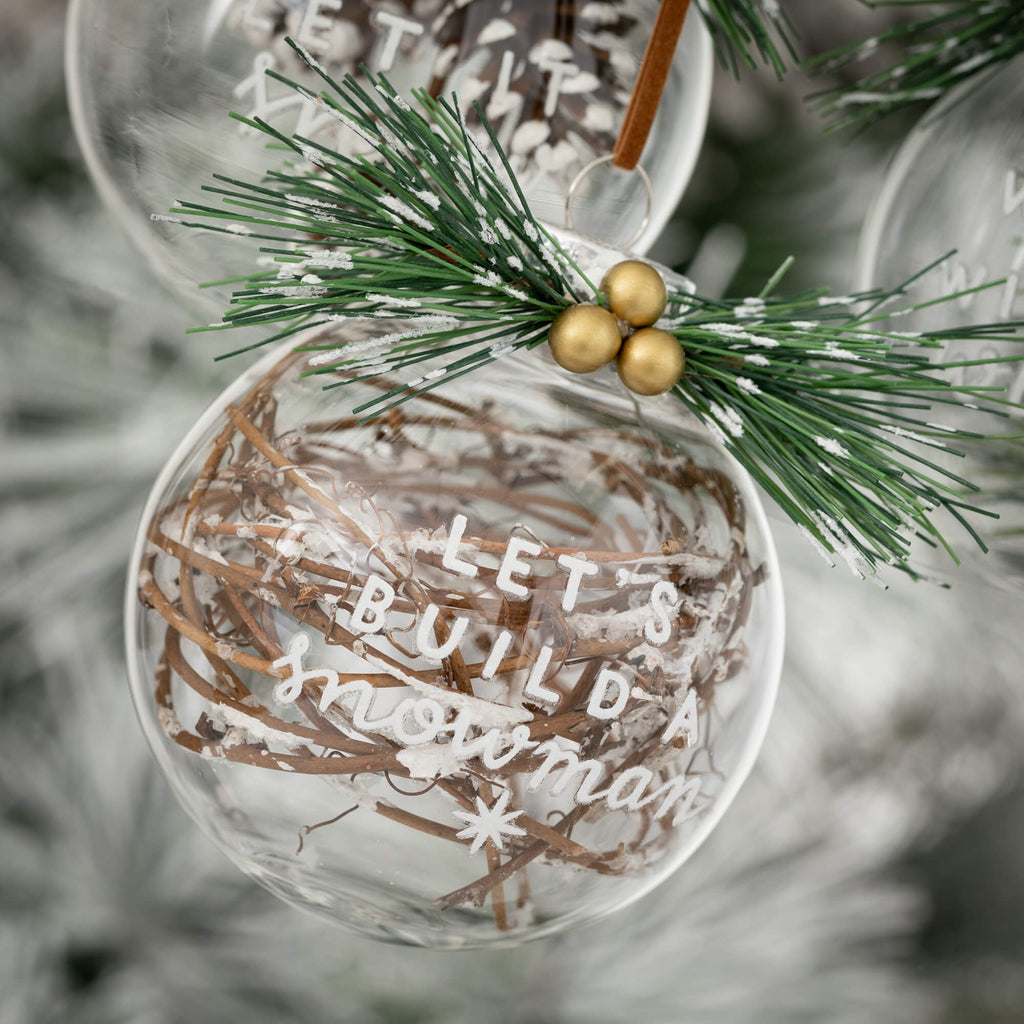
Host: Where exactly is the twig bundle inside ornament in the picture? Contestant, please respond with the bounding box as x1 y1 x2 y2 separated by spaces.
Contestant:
130 337 783 945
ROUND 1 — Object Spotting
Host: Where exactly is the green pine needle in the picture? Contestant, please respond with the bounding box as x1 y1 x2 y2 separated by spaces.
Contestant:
806 0 1024 134
173 44 1024 582
698 0 798 76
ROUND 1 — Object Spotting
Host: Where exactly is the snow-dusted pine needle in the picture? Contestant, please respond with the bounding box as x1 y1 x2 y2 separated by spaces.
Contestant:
698 0 798 75
806 0 1024 134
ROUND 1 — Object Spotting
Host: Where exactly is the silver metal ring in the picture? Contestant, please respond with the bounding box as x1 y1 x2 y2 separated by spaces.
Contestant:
565 155 654 251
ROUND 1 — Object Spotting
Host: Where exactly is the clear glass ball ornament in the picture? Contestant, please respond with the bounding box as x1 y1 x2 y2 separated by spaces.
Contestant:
67 0 712 306
856 54 1024 589
125 233 784 948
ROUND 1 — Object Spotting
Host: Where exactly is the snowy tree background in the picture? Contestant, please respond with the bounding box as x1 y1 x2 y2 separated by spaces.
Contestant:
2 1 1024 1021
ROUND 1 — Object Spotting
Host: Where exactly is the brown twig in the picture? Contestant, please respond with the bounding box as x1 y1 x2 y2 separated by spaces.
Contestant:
135 347 759 932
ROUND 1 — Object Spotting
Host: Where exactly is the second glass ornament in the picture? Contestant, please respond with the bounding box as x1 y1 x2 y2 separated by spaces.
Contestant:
857 54 1024 588
67 0 712 305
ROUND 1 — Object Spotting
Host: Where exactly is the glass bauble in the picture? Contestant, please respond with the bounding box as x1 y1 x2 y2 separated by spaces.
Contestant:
67 0 712 305
856 55 1024 589
125 236 783 948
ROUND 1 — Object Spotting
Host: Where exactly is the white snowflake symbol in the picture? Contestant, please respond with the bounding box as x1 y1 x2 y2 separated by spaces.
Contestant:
452 789 527 855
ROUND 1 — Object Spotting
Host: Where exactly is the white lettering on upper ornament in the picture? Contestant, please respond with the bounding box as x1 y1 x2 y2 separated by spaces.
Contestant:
226 8 598 173
939 259 987 312
235 52 276 119
240 0 273 35
373 11 424 72
1004 167 1024 218
486 49 524 145
1001 239 1024 324
296 0 343 55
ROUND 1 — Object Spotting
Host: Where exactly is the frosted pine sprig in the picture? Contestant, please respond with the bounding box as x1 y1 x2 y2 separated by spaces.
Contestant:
172 43 593 386
806 0 1024 134
663 265 1023 578
173 50 1024 581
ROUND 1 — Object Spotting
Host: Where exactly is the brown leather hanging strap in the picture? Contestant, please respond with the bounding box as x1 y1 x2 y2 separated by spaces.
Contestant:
612 0 693 171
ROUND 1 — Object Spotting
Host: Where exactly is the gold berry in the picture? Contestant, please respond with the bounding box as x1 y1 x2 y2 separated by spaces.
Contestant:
617 328 685 396
548 303 623 374
601 260 668 327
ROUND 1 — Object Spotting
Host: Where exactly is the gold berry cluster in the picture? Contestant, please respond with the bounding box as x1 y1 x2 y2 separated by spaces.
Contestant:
547 260 684 396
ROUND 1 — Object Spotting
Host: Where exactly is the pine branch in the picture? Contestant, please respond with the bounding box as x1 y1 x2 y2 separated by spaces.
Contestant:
172 48 1024 582
171 52 588 372
698 0 798 75
806 0 1024 134
662 279 1024 578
